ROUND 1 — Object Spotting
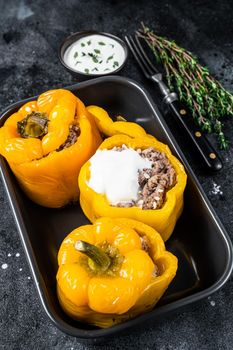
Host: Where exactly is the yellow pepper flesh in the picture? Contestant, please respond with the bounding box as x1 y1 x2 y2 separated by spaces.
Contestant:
57 217 178 328
87 105 147 138
79 134 187 241
0 89 102 207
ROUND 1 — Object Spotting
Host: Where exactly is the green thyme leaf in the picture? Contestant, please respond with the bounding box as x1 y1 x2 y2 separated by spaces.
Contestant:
94 49 101 54
104 68 110 71
99 60 103 64
87 40 91 46
81 42 85 47
138 23 233 149
74 52 78 58
98 41 106 45
92 67 99 71
84 68 89 74
82 52 86 56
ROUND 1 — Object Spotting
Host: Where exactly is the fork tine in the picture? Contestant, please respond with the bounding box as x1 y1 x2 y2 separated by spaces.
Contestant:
125 35 152 78
134 34 159 73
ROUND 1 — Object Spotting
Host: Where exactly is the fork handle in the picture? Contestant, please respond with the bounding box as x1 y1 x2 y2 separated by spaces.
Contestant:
168 100 223 171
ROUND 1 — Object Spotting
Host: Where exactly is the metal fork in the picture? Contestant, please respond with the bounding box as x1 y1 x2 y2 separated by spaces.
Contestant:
125 34 222 171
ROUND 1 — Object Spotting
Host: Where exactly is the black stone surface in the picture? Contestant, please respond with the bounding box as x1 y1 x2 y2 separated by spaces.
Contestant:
0 0 233 349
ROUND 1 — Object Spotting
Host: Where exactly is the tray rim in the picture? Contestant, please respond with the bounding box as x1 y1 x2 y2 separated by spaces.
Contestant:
0 75 232 339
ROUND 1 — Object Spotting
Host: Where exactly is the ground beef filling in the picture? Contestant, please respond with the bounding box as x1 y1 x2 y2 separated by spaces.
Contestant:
57 123 80 151
114 146 176 210
140 235 159 277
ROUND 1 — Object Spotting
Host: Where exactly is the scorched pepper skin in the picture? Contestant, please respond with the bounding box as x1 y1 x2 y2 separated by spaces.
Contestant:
79 134 187 241
0 89 102 207
56 217 178 328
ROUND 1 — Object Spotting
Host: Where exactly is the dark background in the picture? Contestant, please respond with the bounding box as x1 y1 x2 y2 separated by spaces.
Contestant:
1 0 233 349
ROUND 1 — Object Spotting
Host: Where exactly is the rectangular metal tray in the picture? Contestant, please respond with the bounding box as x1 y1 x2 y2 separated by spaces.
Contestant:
0 76 232 340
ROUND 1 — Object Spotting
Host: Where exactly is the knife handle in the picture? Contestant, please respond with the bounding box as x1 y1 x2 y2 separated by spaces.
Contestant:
168 100 223 171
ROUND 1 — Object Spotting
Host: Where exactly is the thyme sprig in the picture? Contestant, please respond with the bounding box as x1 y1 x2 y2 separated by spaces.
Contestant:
137 23 233 149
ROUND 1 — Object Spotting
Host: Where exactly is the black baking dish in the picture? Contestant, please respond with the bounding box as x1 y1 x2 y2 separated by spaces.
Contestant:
0 76 232 340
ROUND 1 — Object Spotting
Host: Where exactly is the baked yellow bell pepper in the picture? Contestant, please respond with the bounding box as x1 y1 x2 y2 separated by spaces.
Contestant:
57 217 177 328
79 134 187 241
0 89 102 207
87 105 147 138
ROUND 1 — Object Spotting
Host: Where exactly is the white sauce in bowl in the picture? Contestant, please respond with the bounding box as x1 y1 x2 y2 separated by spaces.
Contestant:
88 148 152 205
63 34 126 75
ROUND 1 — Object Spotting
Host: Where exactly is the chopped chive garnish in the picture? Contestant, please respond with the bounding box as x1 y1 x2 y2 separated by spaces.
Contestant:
106 55 114 63
98 41 106 45
88 52 98 63
84 68 89 74
94 49 101 54
113 61 119 68
87 40 91 46
74 51 78 58
81 42 85 47
82 52 86 56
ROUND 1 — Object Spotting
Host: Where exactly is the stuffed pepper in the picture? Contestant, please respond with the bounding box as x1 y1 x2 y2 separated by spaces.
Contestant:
87 105 148 138
0 89 102 207
79 134 187 241
57 217 178 328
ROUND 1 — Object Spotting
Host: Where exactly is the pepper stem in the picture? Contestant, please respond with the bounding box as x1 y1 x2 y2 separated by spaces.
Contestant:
17 111 49 138
75 240 111 272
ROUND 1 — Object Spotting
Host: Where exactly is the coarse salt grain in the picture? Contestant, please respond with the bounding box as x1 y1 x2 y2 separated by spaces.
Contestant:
211 182 223 195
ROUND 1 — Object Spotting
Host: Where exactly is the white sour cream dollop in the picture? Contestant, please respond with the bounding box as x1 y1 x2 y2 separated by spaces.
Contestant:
88 148 152 205
64 34 126 75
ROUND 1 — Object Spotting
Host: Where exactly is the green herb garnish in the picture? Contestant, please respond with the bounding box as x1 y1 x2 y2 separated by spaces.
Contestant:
94 49 101 54
113 61 119 68
88 52 98 63
87 40 91 46
104 68 110 71
84 68 90 74
106 55 114 63
74 52 78 58
92 67 99 72
81 42 85 47
98 41 106 46
138 23 233 149
82 52 86 56
99 60 103 64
